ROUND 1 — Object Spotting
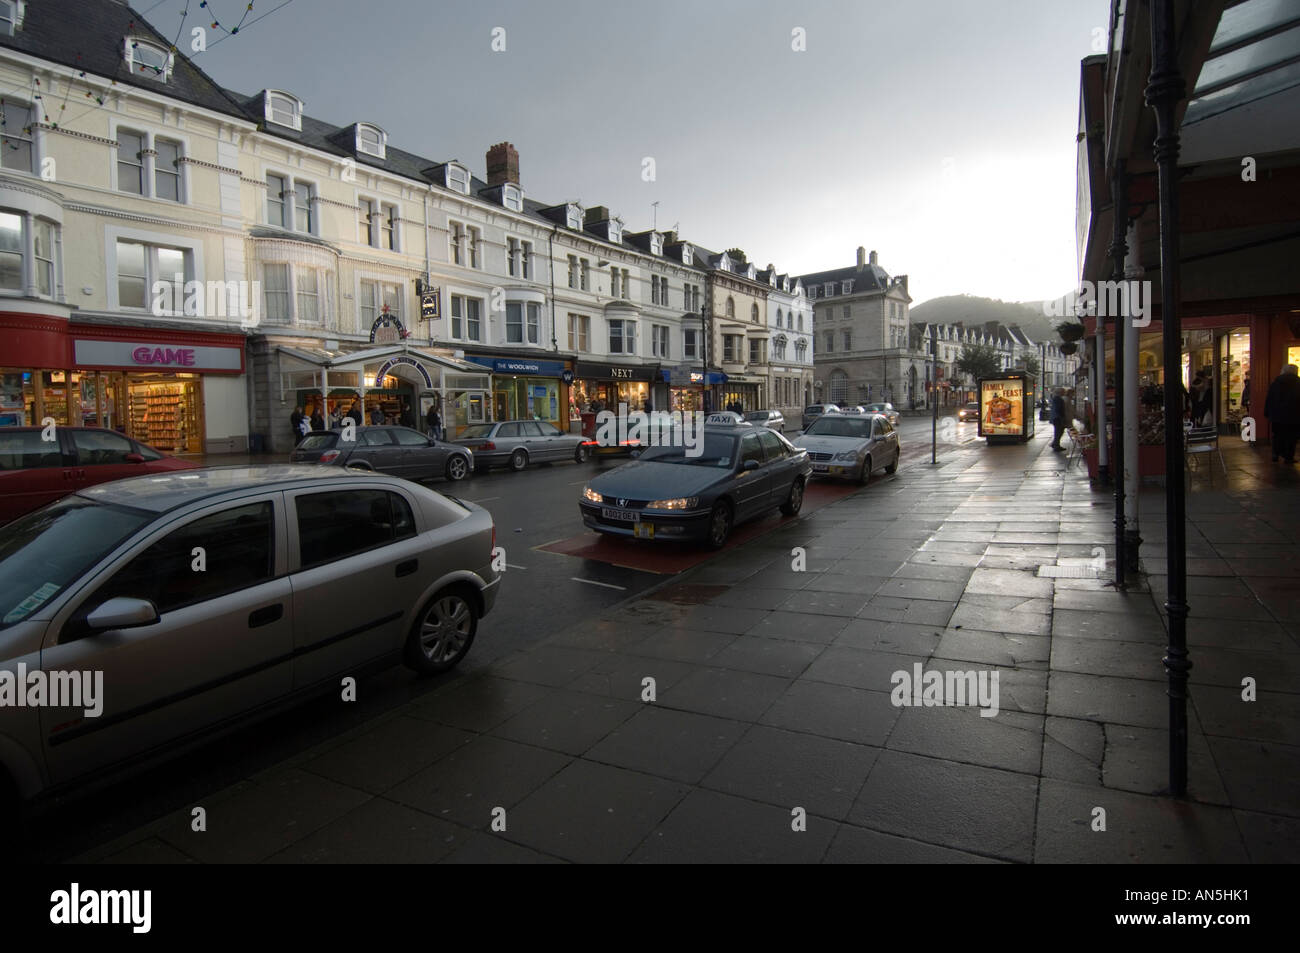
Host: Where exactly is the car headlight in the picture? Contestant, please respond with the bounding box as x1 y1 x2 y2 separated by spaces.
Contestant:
582 486 602 503
646 497 700 510
832 449 861 462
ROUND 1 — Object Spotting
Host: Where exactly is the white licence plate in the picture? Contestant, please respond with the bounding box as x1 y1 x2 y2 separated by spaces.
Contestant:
812 464 829 473
601 507 640 521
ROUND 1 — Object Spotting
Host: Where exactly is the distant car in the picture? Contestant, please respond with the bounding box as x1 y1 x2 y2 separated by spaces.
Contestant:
864 402 901 427
794 413 901 485
579 424 812 549
842 405 869 415
0 466 499 815
957 402 980 422
450 420 591 471
291 425 473 482
801 403 841 430
744 410 785 433
0 426 198 525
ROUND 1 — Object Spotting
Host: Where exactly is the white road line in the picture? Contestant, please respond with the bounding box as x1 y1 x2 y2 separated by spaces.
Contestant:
506 563 528 570
571 577 627 591
465 496 501 503
568 479 589 485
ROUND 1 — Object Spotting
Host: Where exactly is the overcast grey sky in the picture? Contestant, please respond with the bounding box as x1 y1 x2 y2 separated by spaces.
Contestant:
167 0 1109 306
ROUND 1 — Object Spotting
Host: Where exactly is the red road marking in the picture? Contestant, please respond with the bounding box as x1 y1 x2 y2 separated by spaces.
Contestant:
536 479 863 574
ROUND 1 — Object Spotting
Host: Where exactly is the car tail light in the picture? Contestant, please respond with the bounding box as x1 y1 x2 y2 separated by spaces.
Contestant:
481 441 496 451
320 449 341 463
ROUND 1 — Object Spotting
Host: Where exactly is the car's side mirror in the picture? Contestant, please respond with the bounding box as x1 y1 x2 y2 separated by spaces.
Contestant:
743 459 761 471
85 597 159 632
125 452 145 463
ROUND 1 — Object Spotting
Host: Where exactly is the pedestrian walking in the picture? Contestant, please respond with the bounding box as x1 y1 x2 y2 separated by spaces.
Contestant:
426 403 443 440
1264 364 1300 464
310 406 324 431
1049 388 1067 450
290 405 304 441
369 404 384 425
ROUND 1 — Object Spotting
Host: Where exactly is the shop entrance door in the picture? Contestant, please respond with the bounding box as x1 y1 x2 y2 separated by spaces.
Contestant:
494 390 511 422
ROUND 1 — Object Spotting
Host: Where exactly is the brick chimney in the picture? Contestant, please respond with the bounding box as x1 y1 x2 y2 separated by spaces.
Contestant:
870 250 878 267
856 246 866 270
485 142 519 186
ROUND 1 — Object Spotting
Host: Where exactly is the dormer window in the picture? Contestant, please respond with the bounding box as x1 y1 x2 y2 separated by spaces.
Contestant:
124 37 174 81
0 1 26 36
650 233 662 256
842 280 854 294
356 123 386 159
823 283 834 297
445 163 470 194
608 219 622 243
681 243 692 264
718 254 730 271
503 183 523 212
264 91 302 130
566 203 583 229
746 264 756 280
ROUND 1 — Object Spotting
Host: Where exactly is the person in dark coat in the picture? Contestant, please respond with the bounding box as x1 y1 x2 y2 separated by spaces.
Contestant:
310 406 324 431
400 400 415 429
369 405 384 425
290 405 304 440
1049 388 1067 450
1264 364 1300 464
347 400 363 426
426 404 443 440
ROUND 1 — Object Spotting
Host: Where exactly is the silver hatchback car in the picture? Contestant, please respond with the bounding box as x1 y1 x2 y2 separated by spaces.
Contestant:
0 466 499 813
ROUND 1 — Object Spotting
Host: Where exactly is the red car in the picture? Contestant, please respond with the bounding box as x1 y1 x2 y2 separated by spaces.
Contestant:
0 426 198 524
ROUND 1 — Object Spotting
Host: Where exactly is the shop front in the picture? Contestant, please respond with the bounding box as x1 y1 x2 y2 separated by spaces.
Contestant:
720 374 763 414
465 355 567 427
661 365 726 416
273 344 492 447
572 361 662 416
0 317 247 454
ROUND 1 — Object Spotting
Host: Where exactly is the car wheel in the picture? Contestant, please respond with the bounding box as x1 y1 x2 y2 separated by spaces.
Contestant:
884 452 898 476
508 448 528 471
707 501 733 549
346 461 373 471
445 455 469 481
403 586 478 675
780 477 804 516
859 455 873 485
574 443 588 463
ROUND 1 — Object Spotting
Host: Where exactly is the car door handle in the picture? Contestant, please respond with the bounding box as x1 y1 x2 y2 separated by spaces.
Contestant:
248 604 283 628
396 558 418 577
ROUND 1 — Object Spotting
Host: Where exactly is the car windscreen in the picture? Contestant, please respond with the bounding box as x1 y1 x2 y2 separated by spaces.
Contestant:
743 412 769 422
637 433 736 467
804 417 873 439
458 425 494 439
0 498 154 630
297 433 337 450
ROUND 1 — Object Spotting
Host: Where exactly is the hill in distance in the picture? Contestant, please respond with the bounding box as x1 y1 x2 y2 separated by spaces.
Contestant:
911 293 1078 343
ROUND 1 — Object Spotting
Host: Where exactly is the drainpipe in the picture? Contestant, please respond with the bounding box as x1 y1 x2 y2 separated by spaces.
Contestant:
549 225 559 351
1147 0 1191 798
423 187 433 345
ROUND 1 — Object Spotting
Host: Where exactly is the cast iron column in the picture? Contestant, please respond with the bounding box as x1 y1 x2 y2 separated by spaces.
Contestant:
1108 160 1128 589
1147 0 1191 797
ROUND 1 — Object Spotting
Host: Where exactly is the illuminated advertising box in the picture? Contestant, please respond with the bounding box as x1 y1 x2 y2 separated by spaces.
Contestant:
978 373 1036 442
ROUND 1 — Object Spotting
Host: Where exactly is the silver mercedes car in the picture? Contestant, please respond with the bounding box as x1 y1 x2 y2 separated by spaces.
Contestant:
0 466 498 815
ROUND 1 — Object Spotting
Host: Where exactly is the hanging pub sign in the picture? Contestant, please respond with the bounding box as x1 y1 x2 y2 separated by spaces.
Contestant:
369 310 408 344
421 288 440 320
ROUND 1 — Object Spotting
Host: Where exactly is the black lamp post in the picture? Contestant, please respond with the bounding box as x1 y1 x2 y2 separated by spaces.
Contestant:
1147 0 1191 798
700 298 711 413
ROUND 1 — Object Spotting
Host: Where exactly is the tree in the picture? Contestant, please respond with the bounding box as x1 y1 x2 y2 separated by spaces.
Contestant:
1022 353 1040 380
957 343 1002 382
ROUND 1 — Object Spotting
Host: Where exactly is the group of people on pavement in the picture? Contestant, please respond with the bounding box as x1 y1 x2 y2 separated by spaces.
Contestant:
291 397 433 442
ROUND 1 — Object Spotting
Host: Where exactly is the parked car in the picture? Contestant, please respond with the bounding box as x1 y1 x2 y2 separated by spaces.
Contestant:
794 412 901 485
957 402 980 422
0 466 499 817
579 423 812 549
0 426 197 525
842 405 869 415
450 420 591 471
744 410 785 432
864 402 901 427
801 403 841 430
290 425 472 482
